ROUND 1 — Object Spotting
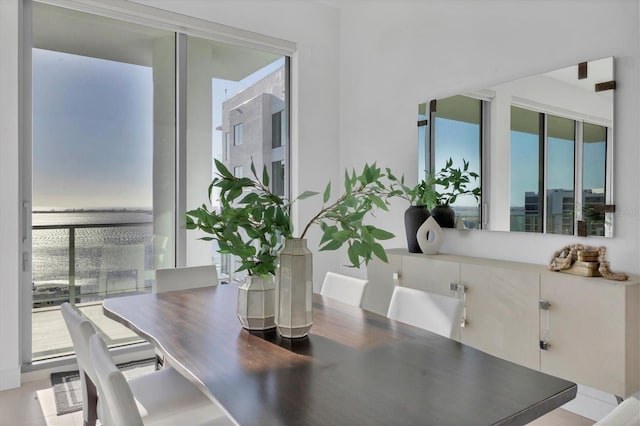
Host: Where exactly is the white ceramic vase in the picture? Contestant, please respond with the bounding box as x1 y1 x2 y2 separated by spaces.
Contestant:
237 274 276 330
416 216 444 255
274 238 313 338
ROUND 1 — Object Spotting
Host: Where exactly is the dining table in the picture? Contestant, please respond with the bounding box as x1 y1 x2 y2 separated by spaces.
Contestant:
103 282 577 426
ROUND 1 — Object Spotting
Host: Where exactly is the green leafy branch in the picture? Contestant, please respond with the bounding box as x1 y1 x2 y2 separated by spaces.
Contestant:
186 160 399 273
186 159 292 277
386 169 439 208
433 158 480 206
301 163 397 268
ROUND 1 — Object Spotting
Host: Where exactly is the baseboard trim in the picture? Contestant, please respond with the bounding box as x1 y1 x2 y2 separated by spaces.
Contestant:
0 366 21 391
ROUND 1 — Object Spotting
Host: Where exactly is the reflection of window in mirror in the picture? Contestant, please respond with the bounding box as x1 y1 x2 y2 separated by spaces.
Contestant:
510 106 543 233
583 123 607 236
430 95 483 229
546 115 575 235
509 105 608 236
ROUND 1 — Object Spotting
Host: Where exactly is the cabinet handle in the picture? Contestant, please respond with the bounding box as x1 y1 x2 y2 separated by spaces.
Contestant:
539 299 551 350
450 283 467 327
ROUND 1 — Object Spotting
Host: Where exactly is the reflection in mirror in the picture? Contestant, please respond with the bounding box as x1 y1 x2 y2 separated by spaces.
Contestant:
420 57 614 237
510 106 542 232
421 96 482 229
546 115 575 235
583 123 608 236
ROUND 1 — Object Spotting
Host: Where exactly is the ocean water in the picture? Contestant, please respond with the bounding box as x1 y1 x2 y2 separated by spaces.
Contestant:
32 211 154 305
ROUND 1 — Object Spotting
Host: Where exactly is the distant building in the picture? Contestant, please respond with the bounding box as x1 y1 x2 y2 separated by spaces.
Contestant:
219 67 287 197
511 188 605 235
546 189 575 234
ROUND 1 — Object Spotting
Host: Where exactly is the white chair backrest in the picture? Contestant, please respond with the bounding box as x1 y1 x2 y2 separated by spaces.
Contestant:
154 265 218 294
595 397 640 425
60 302 99 387
320 272 368 307
89 334 144 426
387 286 463 339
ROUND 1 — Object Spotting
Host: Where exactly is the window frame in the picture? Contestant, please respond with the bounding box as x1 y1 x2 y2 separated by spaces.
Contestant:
233 122 243 146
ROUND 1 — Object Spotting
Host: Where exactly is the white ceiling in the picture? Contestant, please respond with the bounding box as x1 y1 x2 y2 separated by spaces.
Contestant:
32 2 280 81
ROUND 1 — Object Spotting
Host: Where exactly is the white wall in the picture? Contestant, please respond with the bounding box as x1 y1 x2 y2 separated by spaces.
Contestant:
338 0 640 274
0 0 24 390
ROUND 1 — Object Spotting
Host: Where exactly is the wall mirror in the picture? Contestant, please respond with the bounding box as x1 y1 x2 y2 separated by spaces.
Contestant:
418 57 615 237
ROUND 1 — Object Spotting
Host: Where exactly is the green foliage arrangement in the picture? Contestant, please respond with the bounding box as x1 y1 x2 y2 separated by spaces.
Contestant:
186 160 397 276
387 171 438 208
185 160 292 276
304 164 396 267
433 158 481 206
387 159 480 210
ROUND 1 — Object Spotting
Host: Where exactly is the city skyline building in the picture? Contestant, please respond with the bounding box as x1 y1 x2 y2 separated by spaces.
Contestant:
218 65 287 198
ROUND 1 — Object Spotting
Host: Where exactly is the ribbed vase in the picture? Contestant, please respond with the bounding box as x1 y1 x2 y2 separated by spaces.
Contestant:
275 238 313 338
237 274 276 330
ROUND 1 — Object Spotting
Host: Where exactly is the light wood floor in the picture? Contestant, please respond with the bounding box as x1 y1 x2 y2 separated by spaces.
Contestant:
0 377 595 426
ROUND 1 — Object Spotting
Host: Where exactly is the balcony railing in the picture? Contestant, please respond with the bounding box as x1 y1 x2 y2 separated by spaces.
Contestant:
31 220 154 360
32 221 154 308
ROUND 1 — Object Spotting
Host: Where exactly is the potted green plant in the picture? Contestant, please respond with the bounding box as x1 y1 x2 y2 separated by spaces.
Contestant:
430 158 481 228
387 172 438 253
186 160 291 330
186 159 397 337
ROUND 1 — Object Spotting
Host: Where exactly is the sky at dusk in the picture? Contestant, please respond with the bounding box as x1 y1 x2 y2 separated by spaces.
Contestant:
33 48 153 210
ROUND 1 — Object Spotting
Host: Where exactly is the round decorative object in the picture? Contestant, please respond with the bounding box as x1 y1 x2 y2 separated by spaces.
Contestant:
237 274 276 330
404 205 431 253
431 205 455 228
275 238 313 338
416 216 444 255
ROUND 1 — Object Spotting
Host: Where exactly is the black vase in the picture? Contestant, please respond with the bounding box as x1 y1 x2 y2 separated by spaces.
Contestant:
431 205 455 228
404 205 431 253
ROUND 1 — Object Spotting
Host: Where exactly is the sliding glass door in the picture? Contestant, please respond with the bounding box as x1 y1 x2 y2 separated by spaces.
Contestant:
31 3 175 360
29 2 289 361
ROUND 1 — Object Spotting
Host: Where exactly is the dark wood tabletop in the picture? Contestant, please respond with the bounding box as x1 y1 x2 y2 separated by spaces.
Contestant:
103 283 576 426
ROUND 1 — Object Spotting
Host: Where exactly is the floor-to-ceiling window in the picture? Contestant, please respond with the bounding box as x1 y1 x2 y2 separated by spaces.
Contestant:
31 3 175 360
28 2 290 361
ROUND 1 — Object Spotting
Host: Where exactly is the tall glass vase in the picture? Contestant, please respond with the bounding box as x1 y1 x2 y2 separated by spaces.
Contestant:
275 238 313 338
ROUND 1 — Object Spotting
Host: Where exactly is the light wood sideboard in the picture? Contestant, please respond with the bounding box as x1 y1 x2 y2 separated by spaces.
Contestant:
364 248 640 397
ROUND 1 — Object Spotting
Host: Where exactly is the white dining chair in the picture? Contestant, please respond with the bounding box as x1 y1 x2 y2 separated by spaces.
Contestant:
89 334 232 426
595 397 640 425
320 271 368 307
387 286 463 340
60 302 102 426
153 264 218 294
61 303 232 426
152 265 219 367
